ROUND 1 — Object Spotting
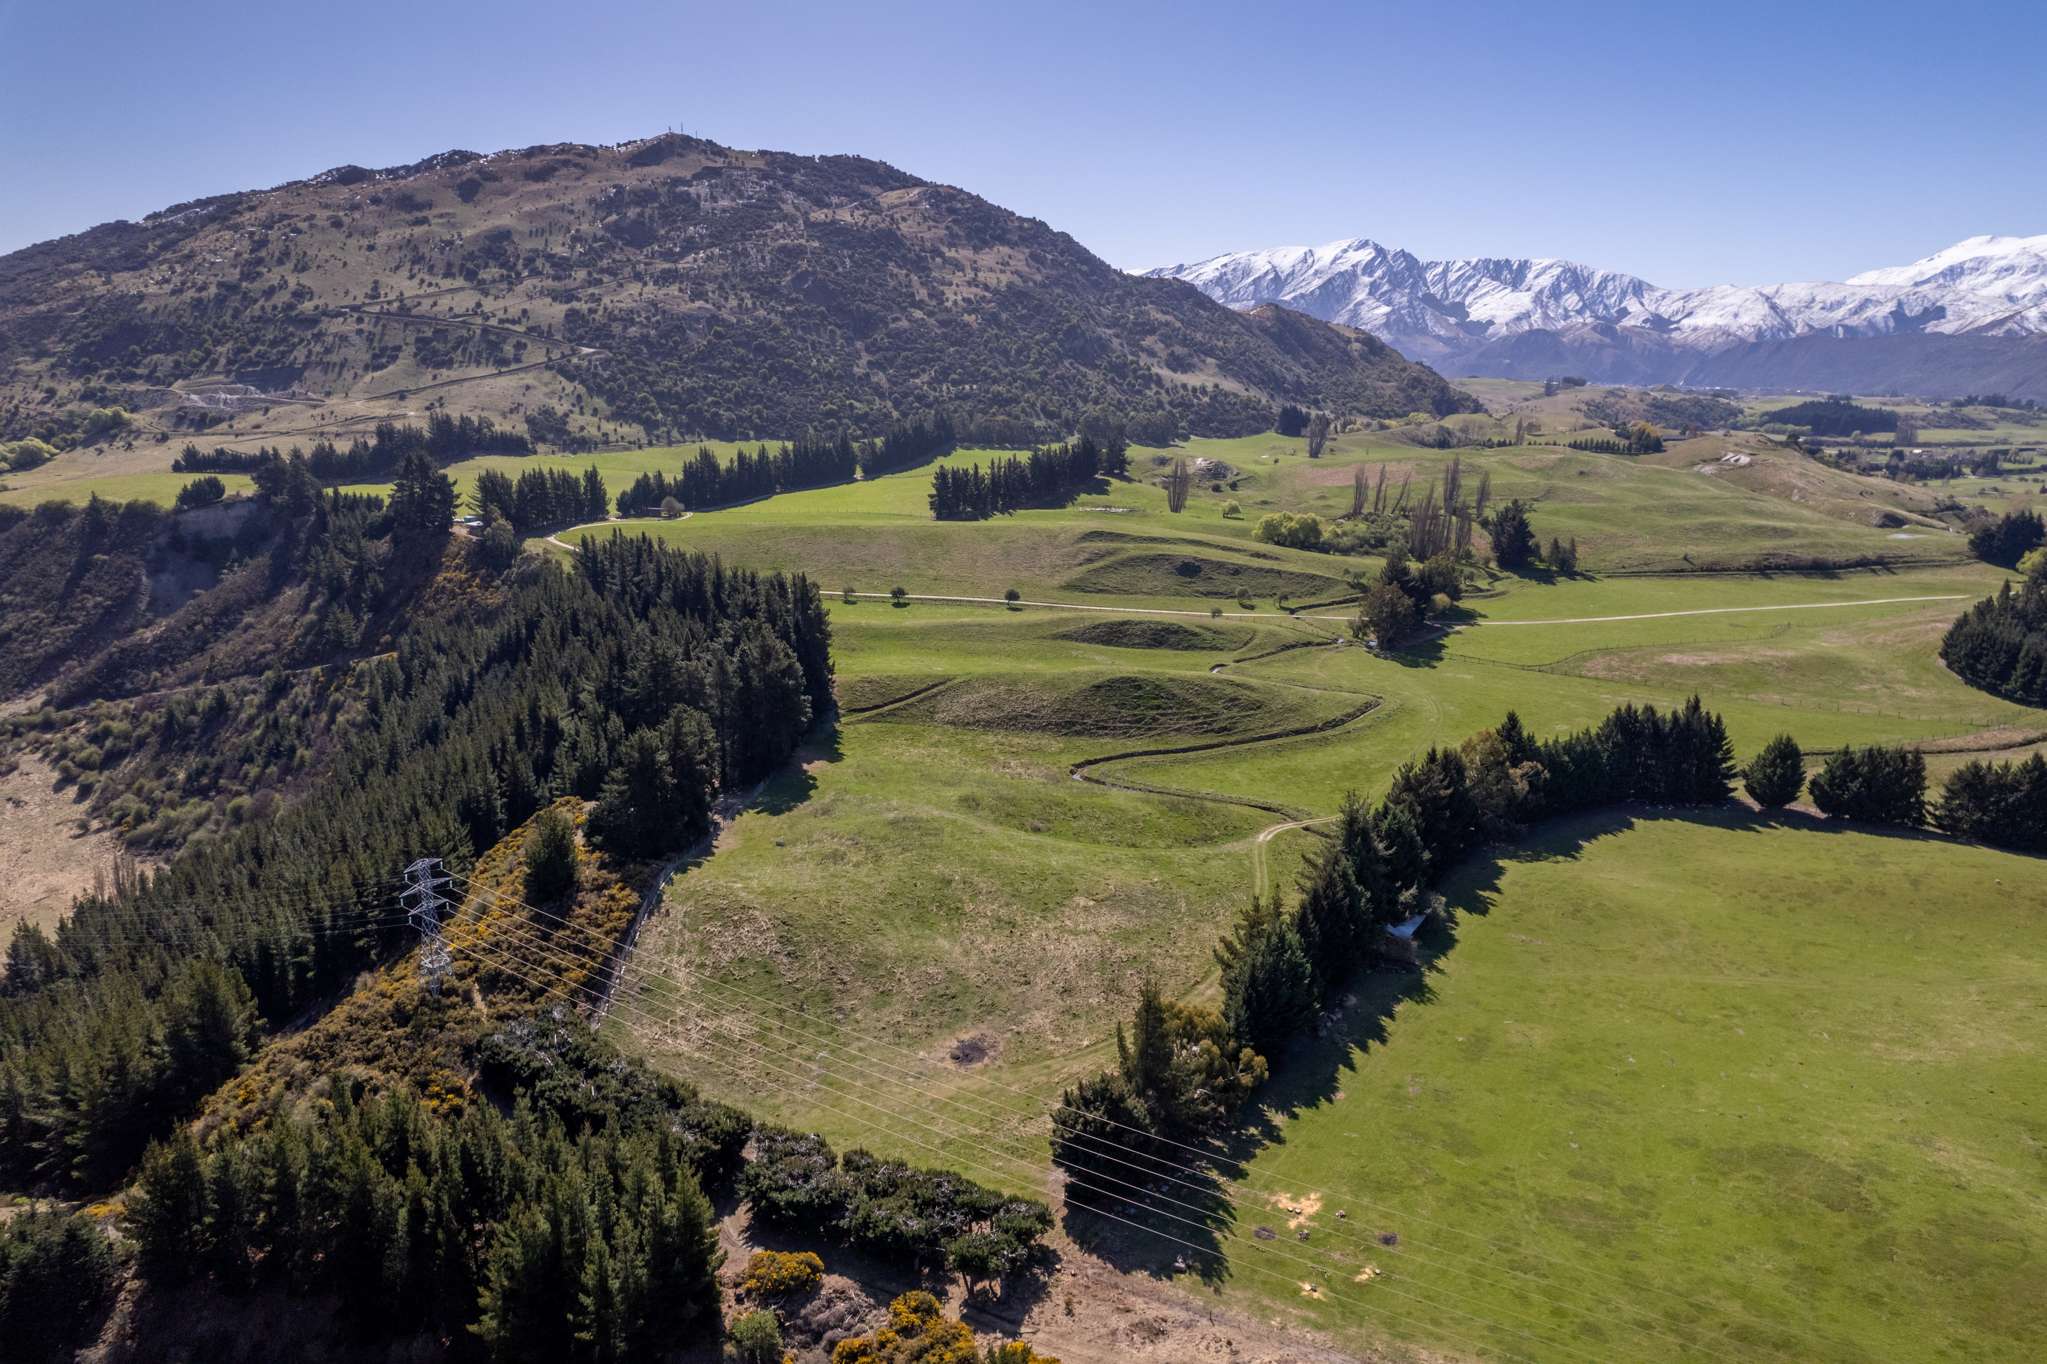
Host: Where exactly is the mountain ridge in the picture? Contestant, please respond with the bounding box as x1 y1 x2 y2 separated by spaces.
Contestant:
1150 234 2047 398
0 134 1475 454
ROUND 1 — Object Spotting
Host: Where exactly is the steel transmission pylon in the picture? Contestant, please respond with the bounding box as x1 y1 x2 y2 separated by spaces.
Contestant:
399 857 453 992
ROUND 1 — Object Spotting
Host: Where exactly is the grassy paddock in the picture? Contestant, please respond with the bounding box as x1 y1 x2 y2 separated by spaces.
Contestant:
0 468 257 508
1213 810 2047 1362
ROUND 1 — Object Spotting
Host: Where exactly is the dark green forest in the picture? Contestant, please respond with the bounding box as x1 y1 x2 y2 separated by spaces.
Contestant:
1942 563 2047 705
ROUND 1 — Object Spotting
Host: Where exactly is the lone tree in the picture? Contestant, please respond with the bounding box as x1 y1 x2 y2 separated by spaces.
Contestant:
1354 583 1419 650
1743 735 1805 809
1163 458 1192 513
524 807 578 902
1004 587 1021 607
1487 499 1539 570
1305 413 1332 458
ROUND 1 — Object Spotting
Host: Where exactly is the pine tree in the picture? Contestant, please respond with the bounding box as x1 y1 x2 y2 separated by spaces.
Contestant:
1744 734 1805 809
388 450 456 546
1114 978 1176 1106
1487 499 1538 569
1217 895 1316 1056
130 1129 210 1279
524 806 579 903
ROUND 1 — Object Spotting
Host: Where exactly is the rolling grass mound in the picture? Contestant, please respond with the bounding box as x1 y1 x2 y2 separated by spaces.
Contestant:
836 673 952 713
1072 528 1282 560
874 671 1329 740
1054 619 1251 652
1064 551 1342 600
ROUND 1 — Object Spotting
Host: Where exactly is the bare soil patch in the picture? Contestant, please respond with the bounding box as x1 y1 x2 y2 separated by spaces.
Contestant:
0 752 133 942
947 1032 997 1067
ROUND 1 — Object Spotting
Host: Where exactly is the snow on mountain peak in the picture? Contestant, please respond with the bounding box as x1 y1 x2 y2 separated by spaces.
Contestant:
1845 233 2047 296
1148 233 2047 364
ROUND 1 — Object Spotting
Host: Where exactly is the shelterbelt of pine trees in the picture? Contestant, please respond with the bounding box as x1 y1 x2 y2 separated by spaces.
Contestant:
174 413 533 481
614 416 958 518
471 464 610 534
0 476 832 1193
1941 561 2047 705
1052 698 1739 1182
927 435 1127 521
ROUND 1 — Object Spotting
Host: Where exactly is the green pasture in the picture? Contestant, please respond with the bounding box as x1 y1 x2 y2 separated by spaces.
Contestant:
550 435 1964 581
13 422 1971 580
30 413 2031 1361
0 467 257 508
1212 810 2047 1362
570 441 2047 1362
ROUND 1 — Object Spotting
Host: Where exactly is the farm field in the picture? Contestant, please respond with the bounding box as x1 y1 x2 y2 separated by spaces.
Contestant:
573 432 2030 1359
12 409 2041 1361
0 466 258 508
1738 392 2047 446
15 414 1987 573
555 433 1969 583
0 438 766 510
1221 809 2047 1363
618 563 2037 1118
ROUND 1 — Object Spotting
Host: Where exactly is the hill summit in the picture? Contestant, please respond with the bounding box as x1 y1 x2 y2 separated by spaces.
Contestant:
0 135 1475 450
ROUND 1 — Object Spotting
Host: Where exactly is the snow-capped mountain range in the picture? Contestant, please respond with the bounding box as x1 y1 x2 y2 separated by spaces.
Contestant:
1147 235 2047 397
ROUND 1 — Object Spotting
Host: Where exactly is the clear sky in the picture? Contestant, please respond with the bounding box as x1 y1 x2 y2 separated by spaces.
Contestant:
3 0 2041 286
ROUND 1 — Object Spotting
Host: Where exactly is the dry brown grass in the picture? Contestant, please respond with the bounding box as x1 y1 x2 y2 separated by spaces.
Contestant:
0 751 137 942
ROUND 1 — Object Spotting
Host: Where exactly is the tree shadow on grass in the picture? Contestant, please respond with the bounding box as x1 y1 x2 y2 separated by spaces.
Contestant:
1053 800 2021 1292
1058 1165 1239 1286
748 723 844 817
1101 804 1842 1274
1503 564 1561 586
1379 630 1450 668
1733 798 2043 859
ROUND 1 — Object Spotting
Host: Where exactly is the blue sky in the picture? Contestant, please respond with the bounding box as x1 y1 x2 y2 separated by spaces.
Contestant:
2 0 2041 285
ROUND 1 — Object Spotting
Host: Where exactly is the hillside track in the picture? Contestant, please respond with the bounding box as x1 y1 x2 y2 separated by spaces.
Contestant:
823 587 1970 629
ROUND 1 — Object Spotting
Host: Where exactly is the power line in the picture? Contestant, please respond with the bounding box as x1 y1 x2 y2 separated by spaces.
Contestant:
447 870 1836 1359
445 906 1560 1357
447 880 1681 1363
449 878 1613 1335
439 912 1558 1364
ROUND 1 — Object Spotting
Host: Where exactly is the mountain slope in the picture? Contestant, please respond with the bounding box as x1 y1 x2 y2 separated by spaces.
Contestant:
1151 234 2047 398
0 136 1474 453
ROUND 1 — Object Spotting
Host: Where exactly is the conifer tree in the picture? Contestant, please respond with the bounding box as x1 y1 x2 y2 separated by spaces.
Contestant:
1744 734 1805 809
130 1129 210 1279
1217 895 1316 1056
